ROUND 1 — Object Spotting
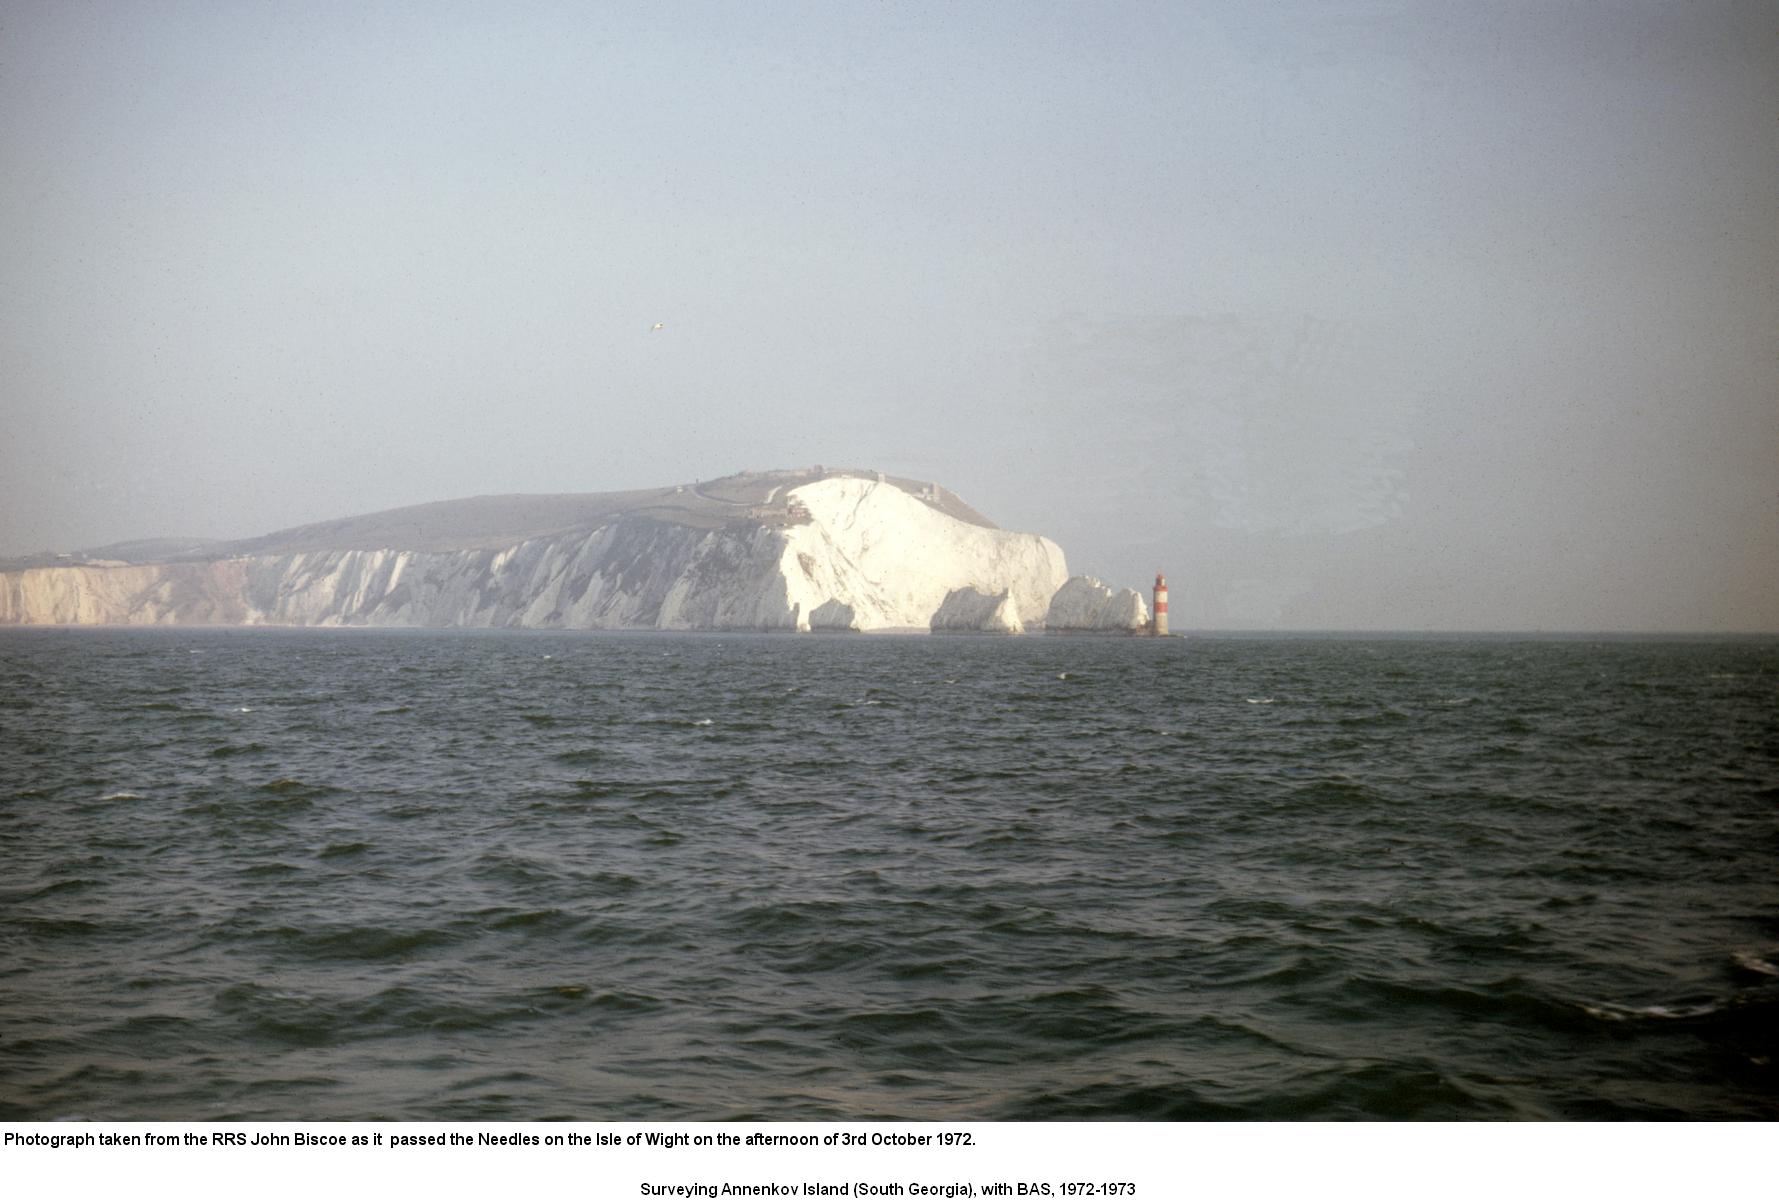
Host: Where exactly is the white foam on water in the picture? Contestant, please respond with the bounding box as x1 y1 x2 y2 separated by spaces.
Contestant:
1245 697 1276 705
1582 999 1723 1022
100 791 141 801
1731 950 1779 977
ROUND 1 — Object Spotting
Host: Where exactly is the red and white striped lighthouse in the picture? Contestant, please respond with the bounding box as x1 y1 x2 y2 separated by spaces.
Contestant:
1152 572 1169 637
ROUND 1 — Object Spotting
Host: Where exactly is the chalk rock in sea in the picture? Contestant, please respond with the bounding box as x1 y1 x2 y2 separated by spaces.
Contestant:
808 598 860 632
929 587 1024 634
1044 575 1149 633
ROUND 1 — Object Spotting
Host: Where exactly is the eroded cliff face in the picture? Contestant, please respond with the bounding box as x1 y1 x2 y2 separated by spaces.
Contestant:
0 477 1071 632
0 560 253 626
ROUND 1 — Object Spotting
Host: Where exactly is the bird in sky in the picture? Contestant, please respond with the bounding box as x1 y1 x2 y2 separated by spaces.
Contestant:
649 322 665 332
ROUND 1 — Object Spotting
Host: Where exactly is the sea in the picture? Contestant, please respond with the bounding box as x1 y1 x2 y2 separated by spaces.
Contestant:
1 627 1775 1121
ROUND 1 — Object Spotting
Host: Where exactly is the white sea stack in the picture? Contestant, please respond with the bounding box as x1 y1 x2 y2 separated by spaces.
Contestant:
1045 575 1149 633
929 587 1024 634
807 598 860 632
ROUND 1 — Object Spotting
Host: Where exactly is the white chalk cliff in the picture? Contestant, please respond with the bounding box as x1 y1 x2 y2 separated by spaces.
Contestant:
777 478 1062 632
1045 575 1150 633
0 471 1072 633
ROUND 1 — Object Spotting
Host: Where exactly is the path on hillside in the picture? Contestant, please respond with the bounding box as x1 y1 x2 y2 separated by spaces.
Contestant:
689 482 751 507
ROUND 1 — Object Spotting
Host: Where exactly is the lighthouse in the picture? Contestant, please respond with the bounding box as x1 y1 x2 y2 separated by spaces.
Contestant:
1152 573 1169 637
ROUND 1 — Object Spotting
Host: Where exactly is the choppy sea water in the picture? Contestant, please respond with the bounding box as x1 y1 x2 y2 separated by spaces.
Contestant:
1 627 1775 1121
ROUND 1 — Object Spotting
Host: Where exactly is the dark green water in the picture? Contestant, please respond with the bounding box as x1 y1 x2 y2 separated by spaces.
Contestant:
1 628 1775 1120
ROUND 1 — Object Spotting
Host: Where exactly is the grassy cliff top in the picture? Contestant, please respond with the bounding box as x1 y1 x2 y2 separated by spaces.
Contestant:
9 469 998 566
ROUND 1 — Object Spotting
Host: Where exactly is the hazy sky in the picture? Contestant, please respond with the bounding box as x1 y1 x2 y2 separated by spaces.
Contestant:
3 1 1774 630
